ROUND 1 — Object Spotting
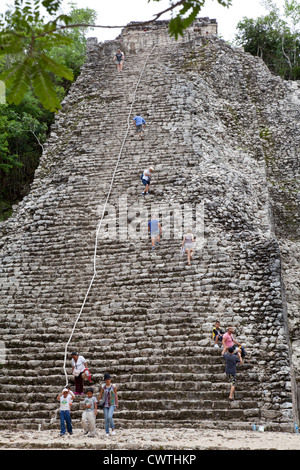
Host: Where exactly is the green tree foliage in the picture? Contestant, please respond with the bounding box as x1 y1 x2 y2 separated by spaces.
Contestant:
235 0 300 80
0 92 51 220
0 5 72 112
0 2 96 220
0 0 97 112
47 2 97 92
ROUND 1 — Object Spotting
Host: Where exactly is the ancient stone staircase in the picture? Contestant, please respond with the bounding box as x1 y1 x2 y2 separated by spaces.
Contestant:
0 20 297 433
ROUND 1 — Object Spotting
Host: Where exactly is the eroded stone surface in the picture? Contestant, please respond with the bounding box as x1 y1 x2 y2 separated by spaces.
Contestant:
0 19 299 431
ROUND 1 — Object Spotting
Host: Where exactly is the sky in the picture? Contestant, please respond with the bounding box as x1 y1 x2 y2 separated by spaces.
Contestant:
55 0 287 44
0 0 287 43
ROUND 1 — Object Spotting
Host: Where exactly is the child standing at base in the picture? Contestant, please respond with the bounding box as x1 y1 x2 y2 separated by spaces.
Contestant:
57 388 73 436
82 387 98 437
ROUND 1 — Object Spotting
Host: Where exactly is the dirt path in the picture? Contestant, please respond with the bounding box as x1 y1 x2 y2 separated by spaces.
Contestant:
0 427 299 450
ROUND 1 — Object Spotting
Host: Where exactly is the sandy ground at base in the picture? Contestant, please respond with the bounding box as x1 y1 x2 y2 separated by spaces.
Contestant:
0 427 299 451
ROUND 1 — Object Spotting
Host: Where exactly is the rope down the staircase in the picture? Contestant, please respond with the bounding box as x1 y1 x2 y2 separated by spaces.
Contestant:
62 45 156 385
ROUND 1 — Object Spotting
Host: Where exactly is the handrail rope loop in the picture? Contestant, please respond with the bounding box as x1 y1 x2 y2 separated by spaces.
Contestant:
62 45 156 384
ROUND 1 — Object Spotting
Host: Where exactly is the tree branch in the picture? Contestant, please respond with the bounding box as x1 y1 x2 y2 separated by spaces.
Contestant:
2 0 187 40
24 128 45 152
281 35 292 71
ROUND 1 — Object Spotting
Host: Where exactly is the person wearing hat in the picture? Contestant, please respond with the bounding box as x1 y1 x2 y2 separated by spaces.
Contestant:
71 352 87 395
97 373 119 437
57 388 73 436
141 166 154 196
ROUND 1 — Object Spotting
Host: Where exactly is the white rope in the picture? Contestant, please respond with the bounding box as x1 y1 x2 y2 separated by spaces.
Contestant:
63 45 156 384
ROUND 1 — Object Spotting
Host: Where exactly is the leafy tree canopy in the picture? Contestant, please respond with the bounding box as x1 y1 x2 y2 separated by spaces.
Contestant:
0 0 97 111
235 0 300 80
0 2 97 220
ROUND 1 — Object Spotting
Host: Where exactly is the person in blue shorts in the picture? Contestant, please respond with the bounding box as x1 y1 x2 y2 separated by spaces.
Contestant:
133 115 146 138
148 215 162 250
141 167 154 196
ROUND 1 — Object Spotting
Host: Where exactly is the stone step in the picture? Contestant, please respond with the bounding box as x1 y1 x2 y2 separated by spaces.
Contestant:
0 347 238 366
0 416 290 433
0 406 263 426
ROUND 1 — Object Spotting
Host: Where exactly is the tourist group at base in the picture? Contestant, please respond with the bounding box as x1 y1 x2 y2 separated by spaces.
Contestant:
57 323 246 438
58 364 118 438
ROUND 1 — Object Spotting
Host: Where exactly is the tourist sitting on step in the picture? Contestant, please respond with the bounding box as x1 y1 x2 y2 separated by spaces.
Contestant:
181 229 195 266
221 327 242 356
141 166 154 196
133 115 146 138
114 49 125 72
148 215 162 250
223 346 243 401
212 320 224 348
71 351 88 395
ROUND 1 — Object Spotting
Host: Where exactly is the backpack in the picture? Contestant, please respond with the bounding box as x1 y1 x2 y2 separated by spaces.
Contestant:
82 368 92 382
235 345 246 358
